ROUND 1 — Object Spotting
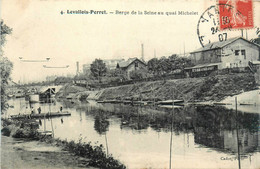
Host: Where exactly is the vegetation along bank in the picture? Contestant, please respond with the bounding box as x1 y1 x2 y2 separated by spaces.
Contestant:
58 73 257 102
1 118 126 169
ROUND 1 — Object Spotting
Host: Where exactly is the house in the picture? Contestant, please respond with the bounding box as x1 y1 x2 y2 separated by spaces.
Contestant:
185 37 260 77
116 58 147 79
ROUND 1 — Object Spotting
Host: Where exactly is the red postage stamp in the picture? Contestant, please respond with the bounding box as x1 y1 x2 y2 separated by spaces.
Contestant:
218 0 254 30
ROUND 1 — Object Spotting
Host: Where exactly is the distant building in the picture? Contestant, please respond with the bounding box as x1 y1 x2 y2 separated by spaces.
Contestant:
103 58 125 70
82 59 125 75
185 37 260 77
116 58 147 79
46 75 57 82
82 64 91 75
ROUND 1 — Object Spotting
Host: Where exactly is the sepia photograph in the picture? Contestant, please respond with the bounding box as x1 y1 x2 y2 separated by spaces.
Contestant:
1 0 260 168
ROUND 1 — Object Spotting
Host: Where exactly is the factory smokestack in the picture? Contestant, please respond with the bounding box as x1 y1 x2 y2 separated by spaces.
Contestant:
141 44 144 61
76 61 79 75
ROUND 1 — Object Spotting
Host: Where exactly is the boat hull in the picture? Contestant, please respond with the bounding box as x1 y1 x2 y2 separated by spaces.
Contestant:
157 100 184 105
10 111 71 119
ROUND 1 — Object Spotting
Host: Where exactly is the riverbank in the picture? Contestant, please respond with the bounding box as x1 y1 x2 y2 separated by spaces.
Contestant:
3 96 259 168
1 136 97 169
1 118 126 169
57 73 257 102
220 87 260 113
98 73 257 102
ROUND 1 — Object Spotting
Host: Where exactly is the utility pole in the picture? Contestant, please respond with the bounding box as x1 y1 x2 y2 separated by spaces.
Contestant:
169 91 174 169
235 97 241 169
49 88 54 137
76 61 80 76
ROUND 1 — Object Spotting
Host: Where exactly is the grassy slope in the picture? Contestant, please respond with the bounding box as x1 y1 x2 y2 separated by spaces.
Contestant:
98 73 256 102
56 84 86 98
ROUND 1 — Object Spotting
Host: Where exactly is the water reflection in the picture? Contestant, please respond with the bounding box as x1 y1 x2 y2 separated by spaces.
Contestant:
194 106 259 155
94 111 110 135
7 98 260 168
78 103 259 155
120 109 150 131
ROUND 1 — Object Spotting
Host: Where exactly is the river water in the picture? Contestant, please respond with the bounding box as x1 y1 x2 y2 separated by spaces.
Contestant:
6 98 260 169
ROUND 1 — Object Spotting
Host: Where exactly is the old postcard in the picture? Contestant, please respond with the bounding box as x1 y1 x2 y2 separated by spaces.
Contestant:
1 0 259 169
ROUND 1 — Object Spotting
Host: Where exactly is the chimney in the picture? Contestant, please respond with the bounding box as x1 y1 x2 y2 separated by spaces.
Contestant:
76 61 79 75
141 44 144 61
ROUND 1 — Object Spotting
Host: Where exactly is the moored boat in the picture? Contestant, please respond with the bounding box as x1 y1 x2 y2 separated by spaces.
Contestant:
10 111 71 119
157 100 184 105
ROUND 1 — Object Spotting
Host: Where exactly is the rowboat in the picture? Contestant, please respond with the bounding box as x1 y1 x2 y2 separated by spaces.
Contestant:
157 100 184 105
10 111 71 119
98 100 122 104
158 105 184 109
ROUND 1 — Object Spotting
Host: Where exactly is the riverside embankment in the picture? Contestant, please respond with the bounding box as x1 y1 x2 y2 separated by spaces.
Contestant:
1 135 97 169
57 73 257 102
3 91 259 168
1 118 126 169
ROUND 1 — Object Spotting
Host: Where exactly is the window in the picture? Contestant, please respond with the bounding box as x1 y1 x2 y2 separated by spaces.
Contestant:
235 50 240 56
135 62 138 68
241 50 246 59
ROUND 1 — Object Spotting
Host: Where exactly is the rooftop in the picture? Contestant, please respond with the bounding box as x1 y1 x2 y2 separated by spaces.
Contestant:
191 37 259 54
118 57 141 68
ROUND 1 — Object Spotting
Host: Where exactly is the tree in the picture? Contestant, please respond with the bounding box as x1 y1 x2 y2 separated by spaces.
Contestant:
147 58 159 74
90 59 107 83
159 56 171 74
0 20 12 48
168 54 193 71
1 20 13 112
129 69 150 80
114 68 128 81
147 54 193 76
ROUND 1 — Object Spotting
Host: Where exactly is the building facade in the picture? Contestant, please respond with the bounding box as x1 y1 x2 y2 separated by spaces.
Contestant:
103 59 125 70
220 38 259 69
117 58 147 79
186 37 260 77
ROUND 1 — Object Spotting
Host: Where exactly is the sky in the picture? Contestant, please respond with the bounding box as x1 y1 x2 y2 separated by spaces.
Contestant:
1 0 260 83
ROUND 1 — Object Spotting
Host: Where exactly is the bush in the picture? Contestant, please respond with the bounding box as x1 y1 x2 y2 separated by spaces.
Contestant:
1 118 40 139
1 126 12 136
2 118 126 169
61 140 126 169
130 69 151 80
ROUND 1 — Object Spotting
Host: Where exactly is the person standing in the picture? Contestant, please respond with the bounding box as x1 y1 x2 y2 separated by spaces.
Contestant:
37 107 41 114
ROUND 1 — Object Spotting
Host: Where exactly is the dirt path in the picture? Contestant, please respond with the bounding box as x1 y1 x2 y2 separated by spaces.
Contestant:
1 136 97 169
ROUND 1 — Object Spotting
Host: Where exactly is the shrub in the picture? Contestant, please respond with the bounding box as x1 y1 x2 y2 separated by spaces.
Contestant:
1 126 11 136
2 118 126 169
130 69 151 80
